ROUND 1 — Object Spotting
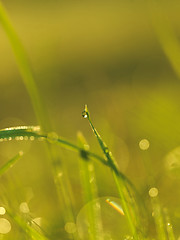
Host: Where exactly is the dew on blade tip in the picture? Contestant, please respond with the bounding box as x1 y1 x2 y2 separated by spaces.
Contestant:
82 110 88 119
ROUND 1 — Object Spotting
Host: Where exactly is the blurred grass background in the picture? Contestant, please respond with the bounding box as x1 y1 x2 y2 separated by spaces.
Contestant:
0 0 180 238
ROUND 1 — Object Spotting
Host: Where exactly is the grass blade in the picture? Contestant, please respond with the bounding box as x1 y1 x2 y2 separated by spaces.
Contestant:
0 5 79 238
82 105 139 239
0 151 23 177
7 209 49 240
0 2 48 131
78 132 104 240
0 125 138 190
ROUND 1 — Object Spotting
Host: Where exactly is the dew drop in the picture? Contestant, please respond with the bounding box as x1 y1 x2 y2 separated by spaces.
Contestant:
149 187 158 198
0 218 11 234
19 202 30 213
139 139 150 150
82 111 88 119
65 222 77 234
47 132 58 144
76 197 131 240
0 207 6 215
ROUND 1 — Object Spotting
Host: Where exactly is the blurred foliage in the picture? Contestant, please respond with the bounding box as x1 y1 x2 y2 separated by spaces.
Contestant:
0 0 180 239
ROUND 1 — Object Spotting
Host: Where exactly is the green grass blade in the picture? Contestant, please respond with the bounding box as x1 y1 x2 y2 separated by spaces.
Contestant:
7 209 49 240
0 125 138 188
163 208 175 240
0 2 48 131
149 192 167 240
78 131 104 240
148 0 180 80
0 151 23 177
0 5 79 238
82 105 139 239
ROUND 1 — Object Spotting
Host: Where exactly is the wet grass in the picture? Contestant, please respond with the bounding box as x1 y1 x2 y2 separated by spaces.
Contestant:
0 1 179 240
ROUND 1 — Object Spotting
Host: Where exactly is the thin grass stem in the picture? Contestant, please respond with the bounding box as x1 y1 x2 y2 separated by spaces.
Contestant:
0 152 23 177
78 132 104 240
82 105 139 239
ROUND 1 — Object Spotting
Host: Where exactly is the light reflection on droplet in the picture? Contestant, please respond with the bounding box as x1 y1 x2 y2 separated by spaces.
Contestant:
76 197 131 240
82 111 88 119
24 136 29 140
65 222 77 234
0 207 6 215
106 199 124 216
19 202 30 213
139 139 150 150
8 137 12 141
0 218 11 234
15 136 20 141
19 136 24 141
149 187 158 198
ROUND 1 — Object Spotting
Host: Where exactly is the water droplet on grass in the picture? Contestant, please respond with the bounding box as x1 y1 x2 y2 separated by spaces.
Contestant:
82 111 88 119
0 218 11 234
76 197 131 240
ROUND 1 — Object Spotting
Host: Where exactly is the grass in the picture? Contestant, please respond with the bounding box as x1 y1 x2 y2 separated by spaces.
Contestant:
0 1 179 240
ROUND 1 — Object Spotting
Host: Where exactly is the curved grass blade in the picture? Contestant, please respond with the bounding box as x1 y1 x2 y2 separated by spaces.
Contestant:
0 126 42 141
0 2 49 132
82 105 142 239
0 3 81 239
0 125 138 193
0 151 23 177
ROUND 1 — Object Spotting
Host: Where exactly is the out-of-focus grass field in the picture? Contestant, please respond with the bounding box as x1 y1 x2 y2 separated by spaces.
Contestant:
0 0 180 239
